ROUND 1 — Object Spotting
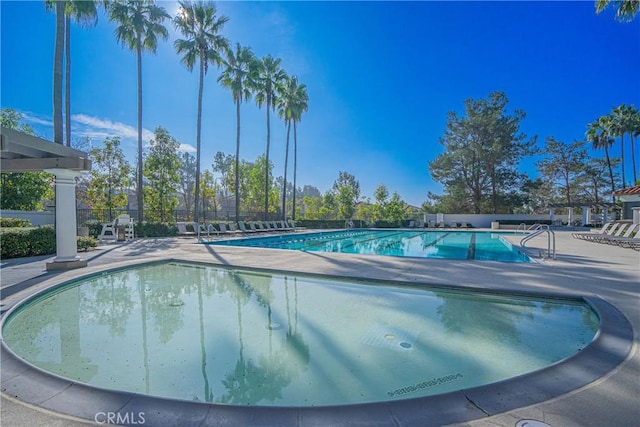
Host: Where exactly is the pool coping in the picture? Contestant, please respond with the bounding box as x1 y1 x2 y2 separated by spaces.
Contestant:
0 257 634 427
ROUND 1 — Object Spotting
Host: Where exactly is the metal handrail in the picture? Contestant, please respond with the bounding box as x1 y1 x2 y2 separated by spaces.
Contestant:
520 225 556 260
516 223 527 233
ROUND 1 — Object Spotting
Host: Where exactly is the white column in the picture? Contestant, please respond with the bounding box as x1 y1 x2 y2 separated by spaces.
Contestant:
567 207 574 226
582 206 591 225
632 207 640 225
45 168 82 263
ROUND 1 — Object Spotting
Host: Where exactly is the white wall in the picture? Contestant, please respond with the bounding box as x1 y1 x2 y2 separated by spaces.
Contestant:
1 210 55 226
422 213 569 228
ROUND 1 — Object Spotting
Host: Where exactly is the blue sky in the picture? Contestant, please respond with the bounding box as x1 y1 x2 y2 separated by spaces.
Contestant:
1 1 639 206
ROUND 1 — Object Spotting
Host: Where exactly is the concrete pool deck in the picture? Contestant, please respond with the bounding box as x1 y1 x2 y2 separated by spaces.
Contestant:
1 229 638 426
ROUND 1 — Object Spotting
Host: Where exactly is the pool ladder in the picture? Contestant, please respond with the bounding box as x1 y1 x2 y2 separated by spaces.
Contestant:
520 224 556 260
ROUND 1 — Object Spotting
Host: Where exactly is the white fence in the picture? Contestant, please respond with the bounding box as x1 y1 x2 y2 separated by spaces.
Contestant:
1 210 55 226
423 213 568 229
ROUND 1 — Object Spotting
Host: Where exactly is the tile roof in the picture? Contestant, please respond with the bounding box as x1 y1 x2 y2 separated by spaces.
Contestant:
613 185 640 196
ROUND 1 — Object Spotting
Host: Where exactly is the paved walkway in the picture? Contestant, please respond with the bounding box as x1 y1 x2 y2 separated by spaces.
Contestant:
1 230 638 426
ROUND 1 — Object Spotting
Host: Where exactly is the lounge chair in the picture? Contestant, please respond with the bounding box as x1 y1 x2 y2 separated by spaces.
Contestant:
588 223 630 243
599 223 639 246
237 221 255 233
279 220 294 232
218 223 238 235
572 222 614 239
176 222 196 236
459 222 469 228
575 222 621 241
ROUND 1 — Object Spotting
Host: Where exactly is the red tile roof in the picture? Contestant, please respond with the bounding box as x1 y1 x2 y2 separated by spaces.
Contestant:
613 185 640 196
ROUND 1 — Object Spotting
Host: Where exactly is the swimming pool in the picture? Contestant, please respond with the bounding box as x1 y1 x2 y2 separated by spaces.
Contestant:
209 229 532 262
2 261 598 407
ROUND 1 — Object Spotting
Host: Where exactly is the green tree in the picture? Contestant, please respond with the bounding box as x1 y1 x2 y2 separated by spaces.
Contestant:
109 0 170 224
586 115 617 198
429 91 535 214
0 109 53 210
373 184 389 221
200 169 217 221
595 0 639 21
536 137 588 205
332 172 360 219
212 151 234 204
386 191 407 223
143 127 181 223
319 190 337 220
255 55 286 220
301 195 322 220
580 157 619 205
174 0 229 224
218 43 257 222
178 152 196 219
86 137 132 219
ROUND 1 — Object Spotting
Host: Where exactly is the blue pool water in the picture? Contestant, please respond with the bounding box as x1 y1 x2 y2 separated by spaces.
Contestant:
209 230 532 262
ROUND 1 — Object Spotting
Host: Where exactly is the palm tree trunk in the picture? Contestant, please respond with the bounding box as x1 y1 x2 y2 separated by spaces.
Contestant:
65 14 71 147
264 96 271 221
136 43 144 225
631 135 637 184
292 121 298 220
235 100 240 222
194 56 204 224
620 134 626 188
604 145 615 201
282 120 291 220
53 0 65 145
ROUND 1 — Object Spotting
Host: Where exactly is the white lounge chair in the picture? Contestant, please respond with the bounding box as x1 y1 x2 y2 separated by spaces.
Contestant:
98 218 118 243
176 222 196 236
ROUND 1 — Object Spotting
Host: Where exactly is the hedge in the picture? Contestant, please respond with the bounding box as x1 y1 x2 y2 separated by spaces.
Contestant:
0 217 31 228
0 226 98 259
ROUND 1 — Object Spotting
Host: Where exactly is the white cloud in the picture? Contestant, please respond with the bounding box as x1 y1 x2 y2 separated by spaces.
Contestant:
72 114 155 142
179 143 196 153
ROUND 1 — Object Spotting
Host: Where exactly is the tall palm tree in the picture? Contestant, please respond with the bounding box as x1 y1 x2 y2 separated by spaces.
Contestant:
625 105 639 184
218 43 257 222
47 0 65 144
255 55 286 221
289 80 308 220
174 1 229 224
277 73 293 220
586 116 616 199
64 1 99 146
109 0 170 225
610 104 628 187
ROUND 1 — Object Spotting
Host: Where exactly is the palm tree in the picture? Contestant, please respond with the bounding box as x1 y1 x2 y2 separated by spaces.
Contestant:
277 75 308 220
625 105 639 184
255 55 286 220
218 43 257 222
610 104 629 187
109 0 170 225
290 80 308 220
64 1 99 146
46 0 65 144
595 0 639 22
586 116 616 199
174 1 229 224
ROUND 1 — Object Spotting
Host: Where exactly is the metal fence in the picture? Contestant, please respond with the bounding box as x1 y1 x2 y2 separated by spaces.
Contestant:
76 208 284 225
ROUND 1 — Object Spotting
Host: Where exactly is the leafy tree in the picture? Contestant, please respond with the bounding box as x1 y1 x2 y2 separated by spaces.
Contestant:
218 43 257 221
255 55 286 220
86 137 132 219
586 115 617 197
579 157 619 205
536 137 588 205
373 184 389 221
386 191 407 223
301 195 322 220
244 155 278 216
109 0 170 224
212 151 234 200
319 191 337 220
178 152 196 218
429 91 535 214
0 109 53 210
595 0 639 21
174 1 229 224
143 127 181 223
200 169 218 221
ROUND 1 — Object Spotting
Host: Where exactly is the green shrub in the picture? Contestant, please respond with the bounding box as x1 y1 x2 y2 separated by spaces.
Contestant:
0 226 55 258
83 220 103 238
77 236 98 251
296 219 361 229
0 217 31 228
136 222 176 237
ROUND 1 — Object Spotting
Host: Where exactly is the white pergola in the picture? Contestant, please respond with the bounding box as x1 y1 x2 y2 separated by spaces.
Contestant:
1 126 91 270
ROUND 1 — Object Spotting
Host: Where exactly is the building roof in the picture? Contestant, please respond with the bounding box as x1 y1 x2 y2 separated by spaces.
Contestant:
1 127 91 172
612 185 640 196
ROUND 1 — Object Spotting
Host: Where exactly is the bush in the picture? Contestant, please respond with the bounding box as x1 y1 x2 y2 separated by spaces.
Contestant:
0 217 31 228
296 219 361 229
83 220 104 238
136 222 177 237
0 226 99 258
77 236 98 251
